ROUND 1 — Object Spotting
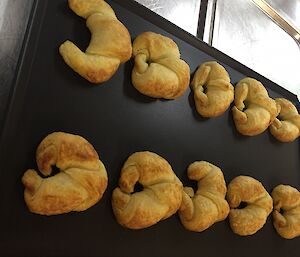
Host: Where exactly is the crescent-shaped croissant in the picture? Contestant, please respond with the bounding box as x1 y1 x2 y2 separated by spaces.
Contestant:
227 175 273 236
192 61 234 117
111 151 182 229
272 185 300 239
232 78 279 136
269 98 300 142
59 0 132 83
179 161 229 232
22 132 108 215
131 32 190 99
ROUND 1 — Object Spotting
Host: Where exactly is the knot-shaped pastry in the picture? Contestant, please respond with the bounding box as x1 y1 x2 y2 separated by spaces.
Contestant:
192 61 234 117
269 98 300 142
179 161 229 232
59 0 132 83
22 132 108 215
227 176 273 236
131 32 190 99
111 151 182 229
272 185 300 239
232 78 279 136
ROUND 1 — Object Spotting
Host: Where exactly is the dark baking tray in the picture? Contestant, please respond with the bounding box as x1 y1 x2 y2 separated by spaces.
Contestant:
0 0 299 256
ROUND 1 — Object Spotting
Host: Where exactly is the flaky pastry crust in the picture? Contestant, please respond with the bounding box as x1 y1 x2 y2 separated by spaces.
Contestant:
22 132 108 215
131 32 190 99
111 151 182 229
179 161 229 232
59 0 132 83
232 78 279 136
272 185 300 239
227 176 273 236
269 98 300 142
192 61 234 117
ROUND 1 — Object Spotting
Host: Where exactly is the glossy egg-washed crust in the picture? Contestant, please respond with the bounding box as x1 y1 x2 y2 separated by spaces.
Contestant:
272 185 300 239
227 176 273 236
179 161 229 232
232 77 279 136
192 61 234 117
132 32 190 99
111 151 182 229
22 132 108 215
269 98 300 142
59 0 132 83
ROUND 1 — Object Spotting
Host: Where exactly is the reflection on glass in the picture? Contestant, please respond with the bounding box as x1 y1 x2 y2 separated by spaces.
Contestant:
134 0 201 35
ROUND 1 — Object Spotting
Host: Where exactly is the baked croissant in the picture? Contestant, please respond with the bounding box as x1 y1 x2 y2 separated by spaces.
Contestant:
131 32 190 99
269 98 300 142
192 61 234 117
22 132 108 215
111 151 182 229
272 185 300 239
232 77 279 136
59 0 132 83
227 176 273 236
179 161 229 232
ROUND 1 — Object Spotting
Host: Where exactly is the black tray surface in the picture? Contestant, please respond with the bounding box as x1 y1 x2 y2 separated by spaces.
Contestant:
0 0 299 256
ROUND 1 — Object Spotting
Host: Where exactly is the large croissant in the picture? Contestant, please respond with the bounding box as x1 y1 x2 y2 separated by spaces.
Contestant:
227 176 273 236
272 185 300 239
22 132 108 215
59 0 132 83
179 161 229 232
232 78 279 136
131 32 190 99
192 61 234 117
269 98 300 142
111 151 182 229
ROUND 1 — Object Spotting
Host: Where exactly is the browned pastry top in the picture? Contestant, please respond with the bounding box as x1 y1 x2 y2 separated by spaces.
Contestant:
232 77 279 136
272 185 300 239
131 32 190 99
179 161 229 232
22 132 108 215
227 175 273 236
269 98 300 142
59 0 132 83
112 151 182 229
192 61 234 117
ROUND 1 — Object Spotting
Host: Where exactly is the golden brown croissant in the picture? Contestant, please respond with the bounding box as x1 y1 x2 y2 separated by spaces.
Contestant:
179 161 229 232
131 32 190 99
227 176 273 236
232 77 279 136
272 185 300 239
191 61 234 117
59 0 132 83
269 98 300 142
22 132 108 215
111 151 182 229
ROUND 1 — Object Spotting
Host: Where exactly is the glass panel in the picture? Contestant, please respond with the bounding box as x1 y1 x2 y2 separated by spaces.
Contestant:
134 0 201 35
266 0 300 30
212 0 300 98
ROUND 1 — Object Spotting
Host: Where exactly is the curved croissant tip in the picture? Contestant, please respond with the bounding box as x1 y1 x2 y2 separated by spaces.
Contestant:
22 169 42 195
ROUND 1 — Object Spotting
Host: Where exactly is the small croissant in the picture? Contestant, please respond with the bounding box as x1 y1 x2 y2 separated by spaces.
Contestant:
269 98 300 142
232 78 279 136
272 185 300 239
22 132 108 215
131 32 190 99
179 161 229 232
227 176 273 236
59 0 132 83
111 151 182 229
192 61 234 117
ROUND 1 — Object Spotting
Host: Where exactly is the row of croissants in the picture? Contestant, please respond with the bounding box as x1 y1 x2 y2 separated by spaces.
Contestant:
59 0 300 142
22 132 300 239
